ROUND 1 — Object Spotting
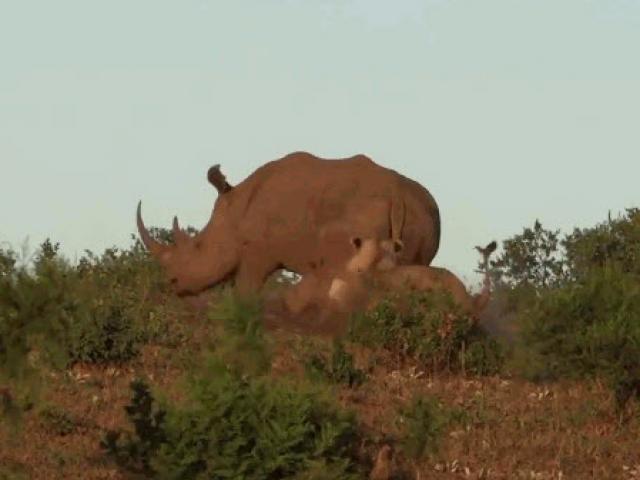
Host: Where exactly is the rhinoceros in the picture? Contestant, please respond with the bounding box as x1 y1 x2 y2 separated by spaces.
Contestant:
136 151 441 298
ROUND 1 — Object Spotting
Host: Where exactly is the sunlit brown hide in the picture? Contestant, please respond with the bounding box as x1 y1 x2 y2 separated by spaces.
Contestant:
328 238 497 318
136 151 441 297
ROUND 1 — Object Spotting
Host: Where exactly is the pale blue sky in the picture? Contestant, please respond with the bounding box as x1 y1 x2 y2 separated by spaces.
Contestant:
1 0 638 285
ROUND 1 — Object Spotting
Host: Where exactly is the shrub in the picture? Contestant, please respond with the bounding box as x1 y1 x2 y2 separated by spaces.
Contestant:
304 340 366 388
206 290 271 377
516 265 640 409
1 236 184 424
348 290 504 376
38 405 78 436
0 246 16 277
0 237 179 371
102 289 366 478
563 207 640 280
396 395 450 460
0 246 79 382
488 220 566 290
103 365 364 479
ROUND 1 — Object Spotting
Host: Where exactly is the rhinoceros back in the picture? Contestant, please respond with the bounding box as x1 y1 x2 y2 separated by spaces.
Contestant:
221 151 440 270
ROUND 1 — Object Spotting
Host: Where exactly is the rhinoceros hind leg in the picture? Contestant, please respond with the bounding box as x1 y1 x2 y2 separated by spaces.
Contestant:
282 274 321 316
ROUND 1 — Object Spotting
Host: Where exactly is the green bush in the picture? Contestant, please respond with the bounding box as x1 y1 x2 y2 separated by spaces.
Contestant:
484 208 640 408
0 236 184 424
66 241 181 363
396 395 451 460
0 244 79 382
38 405 78 436
515 265 640 409
348 291 504 376
563 207 640 280
104 289 366 479
304 340 366 388
206 290 272 377
103 365 364 479
0 246 16 277
488 220 566 290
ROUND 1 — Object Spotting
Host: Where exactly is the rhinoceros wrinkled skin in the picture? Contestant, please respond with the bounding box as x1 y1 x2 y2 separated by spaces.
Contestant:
136 151 441 298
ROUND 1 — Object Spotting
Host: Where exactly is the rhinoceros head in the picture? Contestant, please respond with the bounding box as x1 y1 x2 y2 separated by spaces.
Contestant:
136 201 238 295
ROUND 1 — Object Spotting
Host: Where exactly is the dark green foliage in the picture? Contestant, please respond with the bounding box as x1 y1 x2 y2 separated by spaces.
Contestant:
348 291 504 376
0 387 21 431
488 220 565 289
102 292 364 478
461 335 505 376
0 243 78 385
0 246 17 277
207 290 271 376
0 236 184 423
65 240 180 363
0 236 179 368
0 463 28 480
38 405 78 436
304 340 366 388
396 396 450 460
488 209 640 293
489 208 640 408
516 265 640 409
101 379 168 474
562 207 640 279
103 366 363 479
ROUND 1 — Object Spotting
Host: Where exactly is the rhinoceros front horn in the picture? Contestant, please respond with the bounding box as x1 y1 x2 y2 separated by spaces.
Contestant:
136 201 168 256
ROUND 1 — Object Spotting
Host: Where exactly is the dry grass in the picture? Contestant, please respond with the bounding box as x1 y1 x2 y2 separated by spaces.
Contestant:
2 314 640 480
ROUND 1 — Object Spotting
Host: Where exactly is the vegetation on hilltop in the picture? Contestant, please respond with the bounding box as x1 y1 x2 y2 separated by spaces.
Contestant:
1 208 640 478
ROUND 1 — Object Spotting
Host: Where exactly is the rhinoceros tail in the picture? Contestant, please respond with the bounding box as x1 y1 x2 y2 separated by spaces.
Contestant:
389 191 406 246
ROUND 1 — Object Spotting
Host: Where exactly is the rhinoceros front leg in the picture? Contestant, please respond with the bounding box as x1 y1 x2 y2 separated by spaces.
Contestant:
234 246 281 295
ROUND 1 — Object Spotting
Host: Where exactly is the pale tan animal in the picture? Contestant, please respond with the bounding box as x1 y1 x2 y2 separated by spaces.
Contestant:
328 237 497 318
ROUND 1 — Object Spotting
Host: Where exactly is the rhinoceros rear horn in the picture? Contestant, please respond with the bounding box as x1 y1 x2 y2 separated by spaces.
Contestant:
172 216 190 245
136 201 168 255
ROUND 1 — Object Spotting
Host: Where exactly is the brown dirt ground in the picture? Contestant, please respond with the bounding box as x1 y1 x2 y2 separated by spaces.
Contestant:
2 300 640 480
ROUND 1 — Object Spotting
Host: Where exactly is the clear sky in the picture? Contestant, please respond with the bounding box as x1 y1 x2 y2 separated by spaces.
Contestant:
1 0 638 286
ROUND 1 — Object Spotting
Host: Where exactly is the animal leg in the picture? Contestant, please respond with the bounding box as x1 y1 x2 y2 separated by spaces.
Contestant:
234 248 280 296
282 275 320 316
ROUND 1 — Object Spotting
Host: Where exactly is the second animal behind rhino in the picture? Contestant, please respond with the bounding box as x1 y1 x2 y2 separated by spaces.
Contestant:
327 236 497 319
